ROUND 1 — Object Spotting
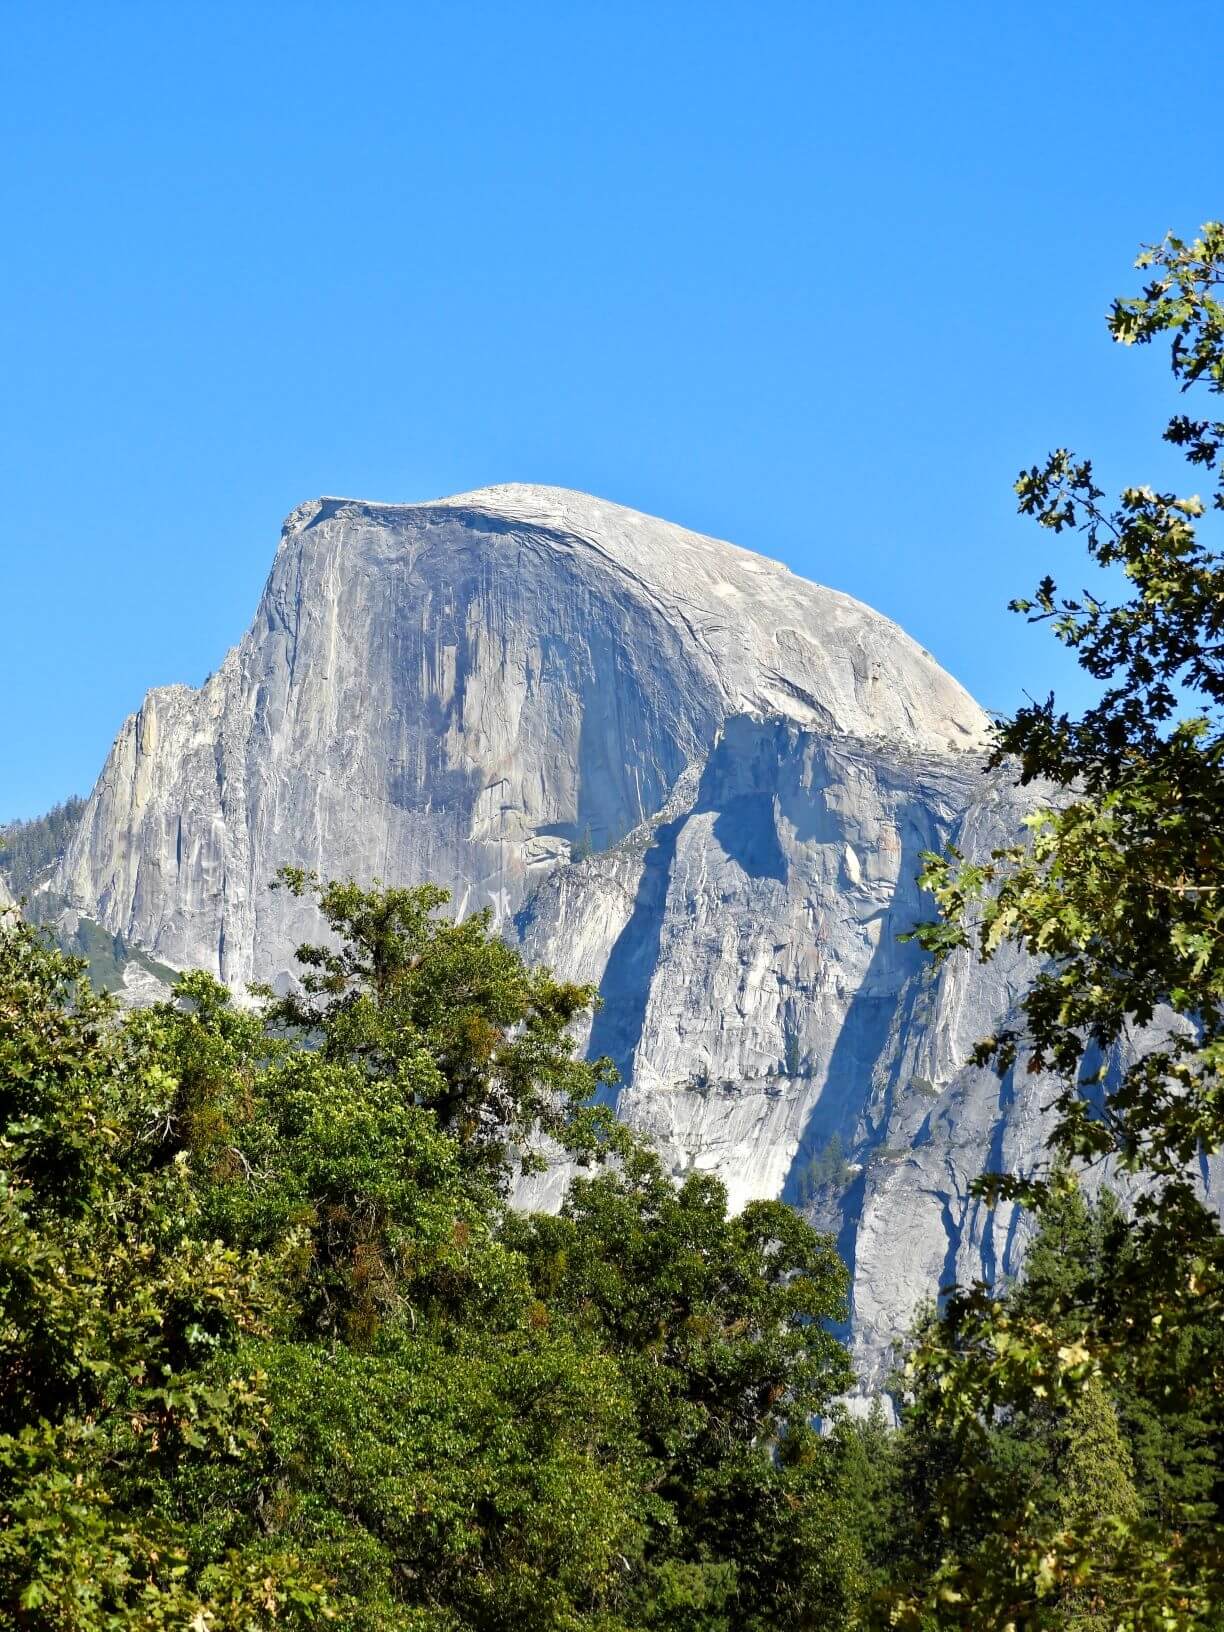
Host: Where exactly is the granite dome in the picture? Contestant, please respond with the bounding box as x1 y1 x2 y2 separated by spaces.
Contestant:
54 484 1126 1386
58 484 988 990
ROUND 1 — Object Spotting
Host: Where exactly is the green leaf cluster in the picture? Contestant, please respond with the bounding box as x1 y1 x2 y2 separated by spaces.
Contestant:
895 223 1224 1627
885 1177 1223 1628
1 878 868 1629
0 918 331 1629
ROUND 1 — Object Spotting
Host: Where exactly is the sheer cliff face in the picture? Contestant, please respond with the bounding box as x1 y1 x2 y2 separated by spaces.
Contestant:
519 721 982 1208
62 483 1126 1380
519 748 1224 1386
58 485 987 988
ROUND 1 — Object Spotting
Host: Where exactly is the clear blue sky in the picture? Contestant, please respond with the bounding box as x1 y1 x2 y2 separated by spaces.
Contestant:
3 0 1221 819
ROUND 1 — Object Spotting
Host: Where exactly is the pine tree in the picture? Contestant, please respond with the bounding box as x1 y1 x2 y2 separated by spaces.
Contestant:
1055 1377 1141 1632
1057 1375 1141 1534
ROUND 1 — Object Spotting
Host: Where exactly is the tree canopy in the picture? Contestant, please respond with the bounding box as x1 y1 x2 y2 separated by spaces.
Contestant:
1 882 865 1630
897 223 1224 1626
0 795 84 898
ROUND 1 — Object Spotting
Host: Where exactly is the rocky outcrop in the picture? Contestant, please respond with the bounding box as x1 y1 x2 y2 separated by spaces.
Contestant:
57 485 987 991
63 483 1202 1384
521 741 1224 1386
518 719 981 1205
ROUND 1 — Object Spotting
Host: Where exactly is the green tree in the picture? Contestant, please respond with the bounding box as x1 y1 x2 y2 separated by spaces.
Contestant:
796 1132 850 1204
505 1145 862 1628
1056 1374 1140 1533
822 1402 900 1603
898 224 1224 1625
0 919 329 1629
139 896 651 1629
888 1177 1223 1625
1008 1177 1220 1537
1049 1377 1142 1632
0 795 84 898
3 878 867 1629
260 868 624 1190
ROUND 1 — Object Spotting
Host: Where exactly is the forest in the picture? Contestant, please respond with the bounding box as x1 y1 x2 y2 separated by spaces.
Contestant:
0 797 85 898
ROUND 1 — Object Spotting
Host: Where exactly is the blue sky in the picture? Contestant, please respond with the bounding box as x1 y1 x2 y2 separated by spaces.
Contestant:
3 0 1222 818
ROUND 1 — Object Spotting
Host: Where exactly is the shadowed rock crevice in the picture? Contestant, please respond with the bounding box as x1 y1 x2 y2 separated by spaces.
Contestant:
585 816 683 1093
934 1187 965 1307
72 485 1179 1390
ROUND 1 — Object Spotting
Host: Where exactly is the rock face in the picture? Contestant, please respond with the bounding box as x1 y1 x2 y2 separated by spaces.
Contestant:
59 482 1212 1386
520 744 1224 1386
57 485 987 990
518 719 982 1215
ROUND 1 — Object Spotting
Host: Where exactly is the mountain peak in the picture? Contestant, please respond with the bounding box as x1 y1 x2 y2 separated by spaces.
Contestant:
52 486 1010 1385
274 484 990 751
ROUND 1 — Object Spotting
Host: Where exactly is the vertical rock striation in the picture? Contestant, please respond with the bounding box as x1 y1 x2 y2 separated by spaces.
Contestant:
57 485 987 993
57 483 1217 1385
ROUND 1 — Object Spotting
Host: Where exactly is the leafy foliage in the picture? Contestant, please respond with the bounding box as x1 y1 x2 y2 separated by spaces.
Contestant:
896 224 1224 1625
1 882 867 1629
886 1177 1224 1626
260 868 626 1190
0 918 330 1629
506 1147 858 1627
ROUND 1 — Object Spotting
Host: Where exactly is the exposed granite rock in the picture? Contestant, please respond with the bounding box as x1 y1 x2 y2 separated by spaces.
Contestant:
826 773 1223 1387
56 485 987 991
56 483 1216 1387
522 742 1224 1387
518 719 981 1209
